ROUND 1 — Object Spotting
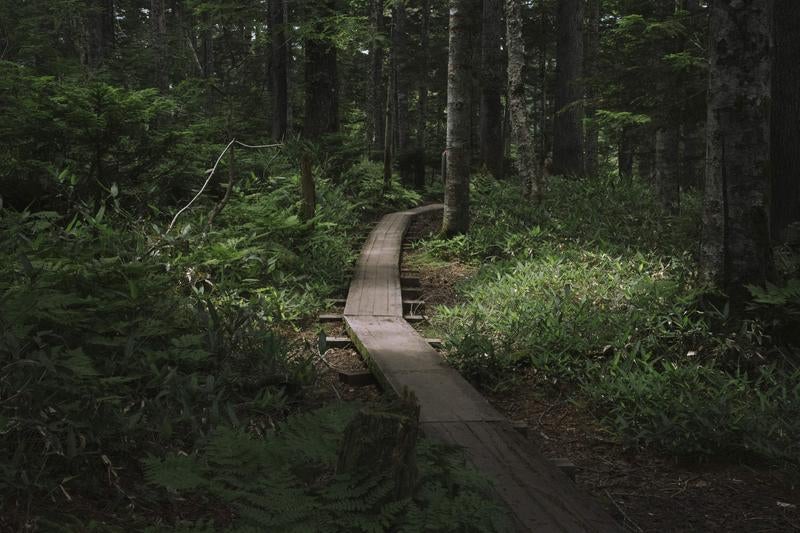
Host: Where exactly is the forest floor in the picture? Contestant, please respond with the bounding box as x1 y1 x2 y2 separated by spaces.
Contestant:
410 255 800 533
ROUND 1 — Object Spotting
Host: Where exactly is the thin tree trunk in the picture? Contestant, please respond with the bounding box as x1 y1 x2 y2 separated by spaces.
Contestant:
443 0 472 236
583 0 600 178
655 126 680 213
771 0 800 242
300 155 316 222
151 0 168 91
553 0 585 177
618 126 634 181
506 0 541 203
479 0 504 180
87 0 115 70
701 0 772 298
415 0 431 189
393 2 412 186
370 0 386 156
383 73 394 189
270 0 289 140
304 0 339 140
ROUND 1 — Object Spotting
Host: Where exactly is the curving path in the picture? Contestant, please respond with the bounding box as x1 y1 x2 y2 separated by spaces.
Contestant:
343 204 620 532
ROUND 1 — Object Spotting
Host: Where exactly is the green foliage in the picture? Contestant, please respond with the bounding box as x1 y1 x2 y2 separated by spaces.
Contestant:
342 158 423 216
421 177 798 466
143 405 512 532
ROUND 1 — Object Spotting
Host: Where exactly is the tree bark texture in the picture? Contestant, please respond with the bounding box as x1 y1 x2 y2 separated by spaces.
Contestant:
415 0 431 189
583 0 600 178
270 0 289 140
701 0 772 294
655 126 680 213
392 3 414 185
443 0 472 236
300 155 316 222
304 0 339 140
553 0 585 177
370 0 387 155
480 0 505 180
506 0 542 203
336 403 419 500
150 0 168 91
618 126 635 181
770 0 800 242
87 0 115 70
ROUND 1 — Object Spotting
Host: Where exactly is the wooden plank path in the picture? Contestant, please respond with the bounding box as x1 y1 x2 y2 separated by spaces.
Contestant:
343 205 620 532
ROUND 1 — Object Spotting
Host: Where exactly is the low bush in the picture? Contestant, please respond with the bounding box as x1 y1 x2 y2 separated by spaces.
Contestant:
422 176 799 468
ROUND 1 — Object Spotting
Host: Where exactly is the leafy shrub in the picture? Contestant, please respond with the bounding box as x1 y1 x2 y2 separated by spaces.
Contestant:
582 359 800 466
423 176 798 466
341 158 422 216
143 405 512 532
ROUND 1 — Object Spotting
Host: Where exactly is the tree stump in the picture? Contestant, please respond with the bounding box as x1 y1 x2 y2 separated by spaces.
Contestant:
336 394 420 499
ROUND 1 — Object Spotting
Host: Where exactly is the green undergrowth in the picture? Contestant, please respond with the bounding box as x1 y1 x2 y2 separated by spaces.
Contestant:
417 175 800 470
0 159 430 529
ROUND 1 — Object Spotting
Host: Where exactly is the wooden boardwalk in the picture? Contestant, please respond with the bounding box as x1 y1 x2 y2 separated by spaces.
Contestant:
343 205 620 532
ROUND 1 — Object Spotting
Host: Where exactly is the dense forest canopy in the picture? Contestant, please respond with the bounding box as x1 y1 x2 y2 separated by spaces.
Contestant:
1 0 799 531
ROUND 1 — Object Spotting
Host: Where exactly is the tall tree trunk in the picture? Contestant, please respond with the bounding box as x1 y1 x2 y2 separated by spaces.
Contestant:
655 126 680 213
552 0 585 177
506 0 541 202
270 0 289 140
583 0 600 178
479 0 504 180
300 155 316 222
770 0 800 242
393 2 413 185
618 126 634 181
304 0 339 140
701 0 772 298
414 0 431 189
201 12 214 79
151 0 168 91
443 0 472 236
370 0 386 155
87 0 115 70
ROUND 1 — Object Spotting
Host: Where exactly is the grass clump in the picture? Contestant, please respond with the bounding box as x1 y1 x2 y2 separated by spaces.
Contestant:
420 176 800 469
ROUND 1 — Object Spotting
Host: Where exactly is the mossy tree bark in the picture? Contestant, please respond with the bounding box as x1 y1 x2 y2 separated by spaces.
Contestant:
443 0 473 236
701 0 773 299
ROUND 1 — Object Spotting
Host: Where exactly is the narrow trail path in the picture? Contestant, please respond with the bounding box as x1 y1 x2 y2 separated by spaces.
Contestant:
342 205 620 532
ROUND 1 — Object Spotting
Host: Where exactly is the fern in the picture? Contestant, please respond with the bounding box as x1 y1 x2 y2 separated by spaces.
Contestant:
144 406 513 532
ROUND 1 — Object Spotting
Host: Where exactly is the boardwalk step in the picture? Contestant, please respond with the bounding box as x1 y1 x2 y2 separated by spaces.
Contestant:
552 458 578 482
338 370 377 387
402 287 423 298
404 314 426 323
403 299 425 312
326 298 347 307
400 276 421 288
319 313 344 323
325 336 352 348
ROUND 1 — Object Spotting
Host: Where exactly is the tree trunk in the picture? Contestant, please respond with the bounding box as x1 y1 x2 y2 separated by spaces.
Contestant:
553 0 585 177
443 0 472 236
414 0 431 190
304 1 339 140
300 155 316 222
655 126 680 213
270 0 289 140
506 0 541 203
479 0 504 180
151 0 168 91
770 0 800 242
336 402 419 500
87 0 115 70
701 0 772 298
383 72 394 189
370 0 386 156
618 126 634 181
393 2 413 186
201 12 214 79
583 0 600 178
